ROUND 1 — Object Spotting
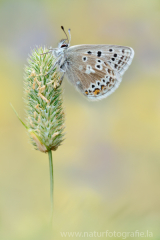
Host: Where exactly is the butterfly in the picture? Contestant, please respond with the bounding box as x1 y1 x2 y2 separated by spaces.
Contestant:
42 26 134 101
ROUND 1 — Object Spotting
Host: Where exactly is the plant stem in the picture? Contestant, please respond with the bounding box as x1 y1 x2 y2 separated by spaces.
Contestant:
48 150 53 221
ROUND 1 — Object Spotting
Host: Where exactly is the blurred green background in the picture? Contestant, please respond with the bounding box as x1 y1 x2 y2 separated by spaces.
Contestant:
1 0 160 239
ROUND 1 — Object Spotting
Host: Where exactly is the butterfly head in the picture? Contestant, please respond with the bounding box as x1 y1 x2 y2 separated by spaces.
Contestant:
58 39 69 49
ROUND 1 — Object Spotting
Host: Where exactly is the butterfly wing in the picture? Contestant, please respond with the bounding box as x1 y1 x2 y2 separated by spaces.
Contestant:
65 44 134 100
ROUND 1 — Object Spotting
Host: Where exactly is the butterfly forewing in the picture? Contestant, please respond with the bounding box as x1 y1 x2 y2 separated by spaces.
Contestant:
65 44 134 100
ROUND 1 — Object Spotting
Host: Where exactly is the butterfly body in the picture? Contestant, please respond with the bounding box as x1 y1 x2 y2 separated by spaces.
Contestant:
49 27 134 101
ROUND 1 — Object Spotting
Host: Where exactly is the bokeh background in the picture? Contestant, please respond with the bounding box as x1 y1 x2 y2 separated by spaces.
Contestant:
0 0 160 239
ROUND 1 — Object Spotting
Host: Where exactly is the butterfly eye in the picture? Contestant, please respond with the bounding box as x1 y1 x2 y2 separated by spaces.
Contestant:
61 44 68 48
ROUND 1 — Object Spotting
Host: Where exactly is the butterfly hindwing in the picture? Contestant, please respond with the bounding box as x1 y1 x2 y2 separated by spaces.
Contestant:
65 45 134 100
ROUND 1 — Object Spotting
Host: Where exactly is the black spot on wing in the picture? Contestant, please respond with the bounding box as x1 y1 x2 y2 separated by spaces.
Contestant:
97 51 102 57
87 51 92 54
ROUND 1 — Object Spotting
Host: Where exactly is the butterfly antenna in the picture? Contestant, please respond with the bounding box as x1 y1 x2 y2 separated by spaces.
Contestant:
68 28 71 45
61 26 69 43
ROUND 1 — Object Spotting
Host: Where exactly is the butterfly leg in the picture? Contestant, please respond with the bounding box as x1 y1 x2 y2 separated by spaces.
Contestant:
58 72 65 85
59 59 68 73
